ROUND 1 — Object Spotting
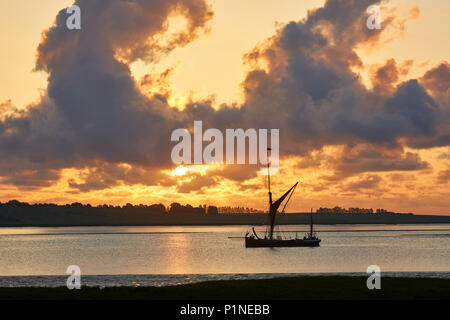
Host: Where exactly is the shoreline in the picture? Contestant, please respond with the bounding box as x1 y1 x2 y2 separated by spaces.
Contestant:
1 212 450 228
1 272 450 288
1 222 450 228
1 276 449 300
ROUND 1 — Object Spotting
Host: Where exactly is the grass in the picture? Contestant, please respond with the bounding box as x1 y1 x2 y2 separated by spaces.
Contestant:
1 276 449 300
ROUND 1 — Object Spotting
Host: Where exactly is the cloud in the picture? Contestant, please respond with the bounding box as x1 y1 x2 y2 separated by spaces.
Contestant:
437 168 450 184
176 173 216 193
369 58 413 95
406 62 450 149
0 0 448 193
420 62 450 94
315 145 429 183
387 173 416 182
342 174 382 191
0 0 213 188
336 150 429 174
67 162 177 192
333 145 429 175
207 165 259 182
437 152 450 160
238 0 446 158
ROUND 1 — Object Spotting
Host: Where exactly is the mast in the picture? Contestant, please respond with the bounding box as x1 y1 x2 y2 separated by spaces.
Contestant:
310 208 313 236
266 148 272 239
265 147 298 240
267 148 272 207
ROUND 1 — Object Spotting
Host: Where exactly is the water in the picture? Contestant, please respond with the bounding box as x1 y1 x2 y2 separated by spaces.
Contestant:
0 224 449 287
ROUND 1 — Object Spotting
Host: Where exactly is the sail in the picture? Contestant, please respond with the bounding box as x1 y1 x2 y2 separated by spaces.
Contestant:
268 182 298 239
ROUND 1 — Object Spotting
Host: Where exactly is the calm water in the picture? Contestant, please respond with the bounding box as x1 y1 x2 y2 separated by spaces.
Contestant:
0 225 449 286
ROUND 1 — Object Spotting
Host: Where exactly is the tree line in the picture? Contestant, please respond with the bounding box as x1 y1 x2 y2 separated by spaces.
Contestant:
0 200 223 215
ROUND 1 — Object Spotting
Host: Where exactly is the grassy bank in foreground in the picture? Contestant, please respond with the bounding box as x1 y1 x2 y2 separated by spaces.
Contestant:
1 276 450 300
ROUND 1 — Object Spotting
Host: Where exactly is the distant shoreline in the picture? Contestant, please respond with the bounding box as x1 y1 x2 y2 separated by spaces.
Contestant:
2 200 449 227
1 211 450 228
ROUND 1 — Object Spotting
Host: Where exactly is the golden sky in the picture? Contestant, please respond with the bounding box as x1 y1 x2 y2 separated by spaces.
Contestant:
0 0 449 214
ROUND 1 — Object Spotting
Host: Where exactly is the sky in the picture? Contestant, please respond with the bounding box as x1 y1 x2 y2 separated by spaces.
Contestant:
0 0 449 214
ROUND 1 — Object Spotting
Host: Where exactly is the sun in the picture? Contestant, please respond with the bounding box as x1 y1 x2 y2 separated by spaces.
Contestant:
170 164 211 176
171 165 189 176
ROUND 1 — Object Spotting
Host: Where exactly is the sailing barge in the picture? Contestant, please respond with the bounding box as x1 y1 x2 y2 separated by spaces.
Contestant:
245 151 321 248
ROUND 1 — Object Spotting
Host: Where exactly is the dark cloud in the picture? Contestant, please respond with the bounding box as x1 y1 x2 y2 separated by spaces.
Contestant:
387 173 416 182
369 59 413 95
370 58 400 95
208 165 259 182
238 0 447 158
420 62 450 94
0 161 60 189
384 80 438 136
408 134 450 149
0 0 448 192
314 145 429 184
437 168 450 184
67 162 176 192
176 173 216 193
295 152 328 169
406 62 450 149
437 152 450 160
1 0 213 188
342 174 382 191
333 146 429 176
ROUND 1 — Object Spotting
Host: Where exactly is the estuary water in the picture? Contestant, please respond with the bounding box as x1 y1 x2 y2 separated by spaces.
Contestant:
0 224 449 287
